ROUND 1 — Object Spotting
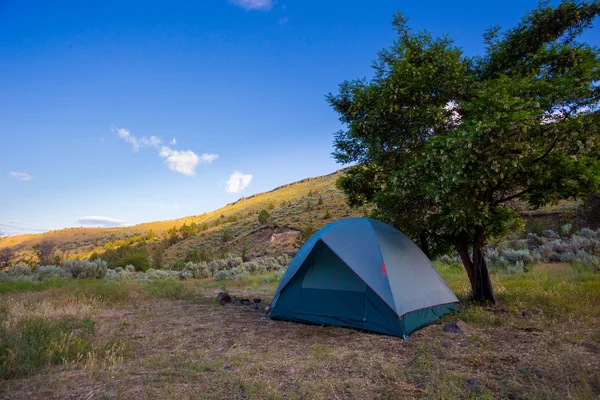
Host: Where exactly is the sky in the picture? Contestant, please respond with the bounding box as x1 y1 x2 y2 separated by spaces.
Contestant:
1 0 599 234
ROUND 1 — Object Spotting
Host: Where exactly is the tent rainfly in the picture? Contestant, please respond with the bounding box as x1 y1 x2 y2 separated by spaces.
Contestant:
269 218 459 338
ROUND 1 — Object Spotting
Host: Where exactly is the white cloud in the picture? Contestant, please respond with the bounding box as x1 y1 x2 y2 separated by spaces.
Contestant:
10 172 32 181
75 216 128 227
159 146 219 176
117 128 162 152
230 0 273 11
116 127 218 176
226 171 253 193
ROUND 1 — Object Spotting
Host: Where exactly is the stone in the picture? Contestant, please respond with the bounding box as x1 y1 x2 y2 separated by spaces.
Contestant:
533 367 547 377
441 340 452 348
223 365 232 371
264 305 272 312
251 303 259 310
253 298 262 304
465 379 480 391
240 298 251 305
443 320 469 334
217 292 232 305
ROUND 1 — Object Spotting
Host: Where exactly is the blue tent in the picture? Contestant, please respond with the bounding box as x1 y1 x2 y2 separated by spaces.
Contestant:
269 218 459 337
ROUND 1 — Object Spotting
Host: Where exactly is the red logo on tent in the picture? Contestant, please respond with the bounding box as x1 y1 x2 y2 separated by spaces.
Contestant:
382 263 386 275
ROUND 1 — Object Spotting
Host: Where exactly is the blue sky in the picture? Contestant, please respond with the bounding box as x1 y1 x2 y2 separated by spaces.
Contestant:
1 0 598 234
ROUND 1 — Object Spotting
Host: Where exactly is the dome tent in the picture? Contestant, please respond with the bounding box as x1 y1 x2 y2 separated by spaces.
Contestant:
269 218 459 338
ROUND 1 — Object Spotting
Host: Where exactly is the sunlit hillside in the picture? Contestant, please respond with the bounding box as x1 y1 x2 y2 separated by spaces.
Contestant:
1 170 362 264
1 168 586 268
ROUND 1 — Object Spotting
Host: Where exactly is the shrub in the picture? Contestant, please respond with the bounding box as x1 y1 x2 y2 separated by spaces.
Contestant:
502 249 534 265
295 223 316 247
258 209 270 225
183 261 210 279
222 229 233 243
63 259 108 279
35 265 70 281
7 264 32 277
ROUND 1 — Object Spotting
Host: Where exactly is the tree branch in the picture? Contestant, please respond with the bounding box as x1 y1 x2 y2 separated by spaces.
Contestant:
494 187 533 204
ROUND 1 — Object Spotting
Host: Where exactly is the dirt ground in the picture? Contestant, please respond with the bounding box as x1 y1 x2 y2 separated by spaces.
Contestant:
2 288 599 400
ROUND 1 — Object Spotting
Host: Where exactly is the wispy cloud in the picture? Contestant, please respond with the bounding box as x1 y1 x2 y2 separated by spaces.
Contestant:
226 171 253 193
278 16 289 25
0 221 46 236
230 0 273 11
116 128 218 176
117 128 161 152
9 172 32 181
75 216 128 227
170 137 177 145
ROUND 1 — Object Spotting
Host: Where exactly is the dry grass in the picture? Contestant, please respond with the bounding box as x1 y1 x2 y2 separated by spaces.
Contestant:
1 264 599 399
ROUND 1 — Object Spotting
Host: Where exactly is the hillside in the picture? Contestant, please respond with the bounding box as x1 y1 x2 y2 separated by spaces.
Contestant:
1 168 586 268
1 170 362 265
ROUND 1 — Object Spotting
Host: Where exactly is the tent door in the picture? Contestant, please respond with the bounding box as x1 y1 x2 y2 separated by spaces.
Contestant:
292 243 367 322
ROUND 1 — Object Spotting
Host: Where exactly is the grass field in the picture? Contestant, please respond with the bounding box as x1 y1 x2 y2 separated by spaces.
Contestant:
1 263 599 399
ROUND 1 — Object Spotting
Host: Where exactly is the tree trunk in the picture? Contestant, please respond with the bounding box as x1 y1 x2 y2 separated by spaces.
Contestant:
454 229 496 303
472 226 495 303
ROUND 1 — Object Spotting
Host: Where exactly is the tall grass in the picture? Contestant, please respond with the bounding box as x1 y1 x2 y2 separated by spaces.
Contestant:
0 316 96 378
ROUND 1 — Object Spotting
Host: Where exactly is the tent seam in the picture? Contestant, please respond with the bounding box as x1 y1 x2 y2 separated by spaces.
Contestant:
366 218 401 318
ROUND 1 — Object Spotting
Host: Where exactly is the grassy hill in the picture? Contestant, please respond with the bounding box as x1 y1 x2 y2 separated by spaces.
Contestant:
1 170 362 266
1 168 586 268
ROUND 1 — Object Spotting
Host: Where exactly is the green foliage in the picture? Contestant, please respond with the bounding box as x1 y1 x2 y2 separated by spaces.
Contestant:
97 245 151 271
242 244 250 262
0 316 95 378
185 246 213 263
295 223 317 247
258 209 270 225
323 210 331 220
143 280 189 299
268 202 275 210
222 229 233 243
318 195 324 205
152 244 165 269
328 2 600 299
579 193 600 227
179 223 195 239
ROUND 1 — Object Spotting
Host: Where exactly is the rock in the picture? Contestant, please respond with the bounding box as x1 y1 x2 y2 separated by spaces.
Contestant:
533 367 547 377
240 298 251 305
217 292 232 305
253 298 262 304
231 297 239 305
443 320 469 334
251 303 259 310
465 379 480 391
264 305 272 312
441 340 452 348
223 365 232 371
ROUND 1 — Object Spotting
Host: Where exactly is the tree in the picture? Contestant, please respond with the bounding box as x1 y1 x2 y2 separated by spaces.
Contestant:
0 247 14 270
328 2 600 303
258 209 270 225
153 244 165 269
33 240 56 266
242 244 250 262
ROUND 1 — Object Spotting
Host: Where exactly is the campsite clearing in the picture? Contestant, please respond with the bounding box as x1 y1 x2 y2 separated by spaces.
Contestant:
1 263 599 399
